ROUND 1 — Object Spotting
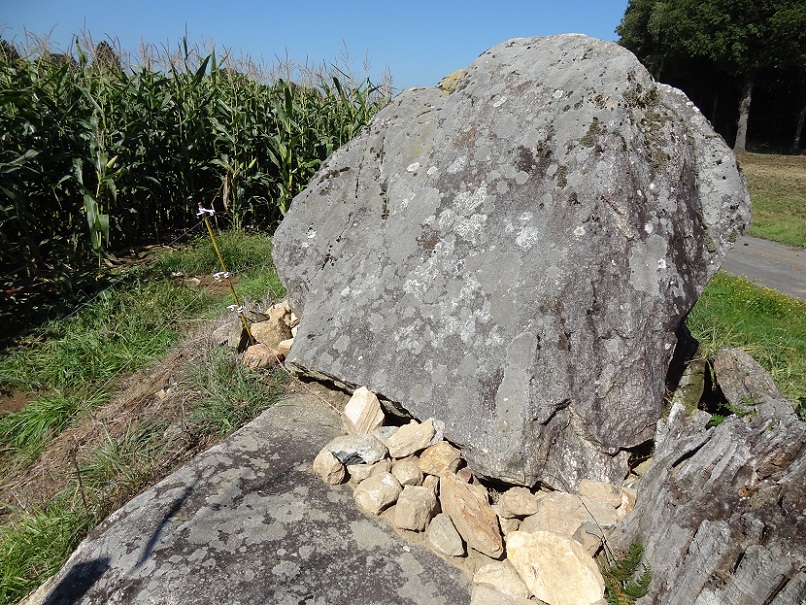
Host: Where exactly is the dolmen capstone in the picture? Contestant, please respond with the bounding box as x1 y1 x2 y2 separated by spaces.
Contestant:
272 34 750 489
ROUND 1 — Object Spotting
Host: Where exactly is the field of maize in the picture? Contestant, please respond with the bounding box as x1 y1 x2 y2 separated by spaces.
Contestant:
0 38 389 297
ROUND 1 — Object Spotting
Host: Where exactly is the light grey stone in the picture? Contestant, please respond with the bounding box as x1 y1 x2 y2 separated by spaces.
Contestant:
273 34 750 489
427 513 465 557
611 397 806 605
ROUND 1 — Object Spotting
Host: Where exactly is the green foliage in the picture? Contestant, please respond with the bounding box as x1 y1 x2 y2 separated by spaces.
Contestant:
0 390 107 454
0 501 95 605
705 400 755 428
0 37 388 296
0 231 287 605
686 272 806 401
601 542 652 605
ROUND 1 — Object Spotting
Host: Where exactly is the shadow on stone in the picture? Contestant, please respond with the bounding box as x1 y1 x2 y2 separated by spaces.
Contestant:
136 482 196 568
41 558 110 605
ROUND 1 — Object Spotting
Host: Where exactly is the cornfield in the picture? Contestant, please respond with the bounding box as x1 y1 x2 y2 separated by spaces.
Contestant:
0 37 389 296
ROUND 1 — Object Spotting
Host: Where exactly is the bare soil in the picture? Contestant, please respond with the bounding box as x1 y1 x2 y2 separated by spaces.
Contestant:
0 326 221 520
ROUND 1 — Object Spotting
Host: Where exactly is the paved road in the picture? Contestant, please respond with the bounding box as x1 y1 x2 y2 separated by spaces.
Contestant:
722 236 806 301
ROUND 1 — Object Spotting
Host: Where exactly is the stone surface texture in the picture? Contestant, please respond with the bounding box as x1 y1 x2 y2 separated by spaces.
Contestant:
712 346 785 406
272 34 750 488
418 441 462 476
312 447 345 485
439 472 503 558
394 485 438 531
506 530 605 605
342 386 386 435
380 419 435 459
611 398 806 605
353 472 402 515
23 395 470 605
473 560 533 599
427 513 466 557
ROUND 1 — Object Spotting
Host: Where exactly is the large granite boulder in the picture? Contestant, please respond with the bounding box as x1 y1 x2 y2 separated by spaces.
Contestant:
272 34 750 488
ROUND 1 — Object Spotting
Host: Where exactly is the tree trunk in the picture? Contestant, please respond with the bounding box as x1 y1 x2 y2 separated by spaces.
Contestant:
734 75 754 152
792 88 806 154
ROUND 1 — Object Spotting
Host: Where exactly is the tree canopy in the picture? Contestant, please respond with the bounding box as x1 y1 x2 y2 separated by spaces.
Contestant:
617 0 806 152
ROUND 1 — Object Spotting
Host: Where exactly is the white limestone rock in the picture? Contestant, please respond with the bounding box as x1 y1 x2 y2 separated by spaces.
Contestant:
312 448 345 485
392 456 424 486
506 530 605 605
341 386 385 436
394 485 438 531
473 560 532 599
418 441 462 476
379 419 435 459
353 472 402 516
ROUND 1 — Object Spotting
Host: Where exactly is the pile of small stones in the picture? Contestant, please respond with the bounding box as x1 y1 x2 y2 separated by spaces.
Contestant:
313 387 641 605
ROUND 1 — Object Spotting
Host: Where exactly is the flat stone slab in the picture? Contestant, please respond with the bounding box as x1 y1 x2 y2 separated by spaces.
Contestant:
25 395 471 605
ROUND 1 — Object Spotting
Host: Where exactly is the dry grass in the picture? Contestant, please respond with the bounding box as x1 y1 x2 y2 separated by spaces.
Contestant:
737 151 806 248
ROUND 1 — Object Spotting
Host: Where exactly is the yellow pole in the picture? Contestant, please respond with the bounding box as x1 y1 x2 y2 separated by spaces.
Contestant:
198 206 255 345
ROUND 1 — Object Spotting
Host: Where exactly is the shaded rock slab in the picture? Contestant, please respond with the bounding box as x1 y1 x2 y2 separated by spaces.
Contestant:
24 395 471 605
273 34 750 488
611 399 806 605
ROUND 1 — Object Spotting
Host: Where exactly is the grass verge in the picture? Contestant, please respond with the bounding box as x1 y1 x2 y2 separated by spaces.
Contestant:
738 152 806 249
686 271 806 401
0 230 287 605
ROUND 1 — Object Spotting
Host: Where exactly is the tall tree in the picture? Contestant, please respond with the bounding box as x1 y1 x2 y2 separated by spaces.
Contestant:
617 0 805 152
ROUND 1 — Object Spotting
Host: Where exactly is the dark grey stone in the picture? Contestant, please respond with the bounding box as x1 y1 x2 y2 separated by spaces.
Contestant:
272 35 750 488
26 396 470 605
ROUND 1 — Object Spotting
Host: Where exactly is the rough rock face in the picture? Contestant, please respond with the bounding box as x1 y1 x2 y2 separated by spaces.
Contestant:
272 34 750 487
611 398 806 605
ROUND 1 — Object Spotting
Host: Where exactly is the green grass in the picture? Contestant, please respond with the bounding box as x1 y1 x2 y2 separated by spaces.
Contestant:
0 500 95 605
738 152 806 249
686 272 806 400
0 230 287 605
188 346 287 435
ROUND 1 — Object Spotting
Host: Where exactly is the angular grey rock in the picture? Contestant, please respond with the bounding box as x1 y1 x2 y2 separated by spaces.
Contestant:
326 434 388 465
712 347 785 406
273 34 750 488
394 485 438 531
427 513 465 557
611 398 806 605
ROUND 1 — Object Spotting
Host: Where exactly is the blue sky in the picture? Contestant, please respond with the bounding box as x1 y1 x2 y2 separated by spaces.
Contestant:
2 1 630 91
